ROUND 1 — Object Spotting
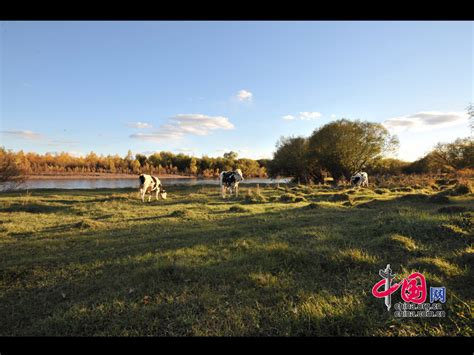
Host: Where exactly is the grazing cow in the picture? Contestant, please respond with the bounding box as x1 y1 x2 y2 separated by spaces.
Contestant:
219 169 244 198
138 174 167 202
350 172 369 188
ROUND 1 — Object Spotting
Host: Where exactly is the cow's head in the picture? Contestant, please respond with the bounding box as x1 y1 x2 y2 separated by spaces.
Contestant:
159 186 167 200
234 169 244 182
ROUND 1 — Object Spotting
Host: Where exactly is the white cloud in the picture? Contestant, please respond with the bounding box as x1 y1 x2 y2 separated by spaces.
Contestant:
130 113 234 142
282 112 322 121
0 130 42 140
126 121 152 129
235 89 253 102
299 112 322 120
383 111 469 132
170 114 234 134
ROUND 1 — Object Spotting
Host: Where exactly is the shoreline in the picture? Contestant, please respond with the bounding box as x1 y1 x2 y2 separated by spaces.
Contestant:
26 173 198 180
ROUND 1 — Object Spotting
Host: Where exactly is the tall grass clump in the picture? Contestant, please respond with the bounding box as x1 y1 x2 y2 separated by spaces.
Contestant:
244 187 267 204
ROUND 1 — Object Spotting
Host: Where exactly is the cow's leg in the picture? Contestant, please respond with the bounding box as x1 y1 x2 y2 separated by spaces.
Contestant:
235 184 239 197
140 189 145 202
156 189 160 201
221 185 226 198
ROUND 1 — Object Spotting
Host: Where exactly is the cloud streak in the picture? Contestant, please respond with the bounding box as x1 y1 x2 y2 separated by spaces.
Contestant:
383 111 468 132
0 130 43 140
126 121 153 129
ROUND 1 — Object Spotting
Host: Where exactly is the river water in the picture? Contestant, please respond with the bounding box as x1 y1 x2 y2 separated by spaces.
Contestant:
5 177 291 190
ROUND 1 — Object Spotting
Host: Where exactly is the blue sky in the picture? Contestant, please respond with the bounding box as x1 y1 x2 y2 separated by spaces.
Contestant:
1 21 472 161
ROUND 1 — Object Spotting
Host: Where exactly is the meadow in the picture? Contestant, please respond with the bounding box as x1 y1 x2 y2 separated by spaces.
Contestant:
0 180 472 336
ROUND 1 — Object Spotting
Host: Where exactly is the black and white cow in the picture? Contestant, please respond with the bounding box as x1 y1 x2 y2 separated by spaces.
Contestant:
219 169 244 198
350 172 369 188
139 174 167 202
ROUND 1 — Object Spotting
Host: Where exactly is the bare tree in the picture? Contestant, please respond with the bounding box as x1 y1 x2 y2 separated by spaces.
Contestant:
0 147 27 190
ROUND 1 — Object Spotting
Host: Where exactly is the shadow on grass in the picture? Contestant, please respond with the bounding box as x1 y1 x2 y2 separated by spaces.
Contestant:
0 203 73 214
1 192 472 335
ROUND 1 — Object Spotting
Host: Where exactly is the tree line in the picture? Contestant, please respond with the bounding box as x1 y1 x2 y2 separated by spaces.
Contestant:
1 117 472 186
0 149 269 178
268 119 473 183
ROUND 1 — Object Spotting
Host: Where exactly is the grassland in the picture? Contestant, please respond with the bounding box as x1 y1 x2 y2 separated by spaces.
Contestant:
0 181 472 336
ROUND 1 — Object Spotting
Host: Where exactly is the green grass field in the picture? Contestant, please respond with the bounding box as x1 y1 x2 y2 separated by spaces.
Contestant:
0 182 472 336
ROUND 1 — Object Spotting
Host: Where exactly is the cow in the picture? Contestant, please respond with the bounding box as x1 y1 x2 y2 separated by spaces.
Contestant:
219 169 244 198
138 174 167 202
350 172 369 188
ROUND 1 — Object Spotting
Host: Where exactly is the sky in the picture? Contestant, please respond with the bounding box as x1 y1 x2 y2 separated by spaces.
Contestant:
1 21 472 162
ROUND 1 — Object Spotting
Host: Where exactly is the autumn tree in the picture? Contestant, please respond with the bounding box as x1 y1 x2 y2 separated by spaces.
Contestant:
0 147 27 189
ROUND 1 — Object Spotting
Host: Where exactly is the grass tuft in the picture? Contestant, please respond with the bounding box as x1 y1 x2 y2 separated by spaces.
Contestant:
228 205 250 213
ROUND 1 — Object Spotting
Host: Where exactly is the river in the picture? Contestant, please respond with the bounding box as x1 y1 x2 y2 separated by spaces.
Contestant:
3 177 291 190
